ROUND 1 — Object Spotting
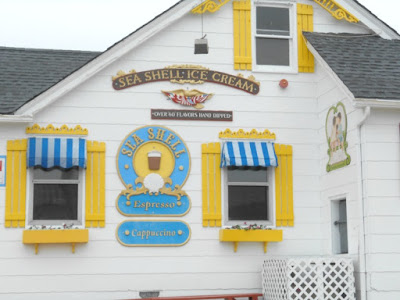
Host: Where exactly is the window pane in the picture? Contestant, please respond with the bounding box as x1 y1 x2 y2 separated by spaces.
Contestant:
228 167 268 183
256 37 289 66
338 200 348 254
33 184 78 220
228 186 268 220
256 7 289 36
33 167 79 180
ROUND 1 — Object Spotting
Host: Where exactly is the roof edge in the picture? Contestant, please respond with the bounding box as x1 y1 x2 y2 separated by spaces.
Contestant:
354 98 400 108
305 39 355 101
336 0 400 39
0 114 33 123
15 0 199 116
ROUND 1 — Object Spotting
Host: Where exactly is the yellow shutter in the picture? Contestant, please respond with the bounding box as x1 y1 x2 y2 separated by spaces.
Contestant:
86 141 106 228
233 0 252 70
297 3 314 73
202 143 222 227
275 144 294 227
5 139 27 228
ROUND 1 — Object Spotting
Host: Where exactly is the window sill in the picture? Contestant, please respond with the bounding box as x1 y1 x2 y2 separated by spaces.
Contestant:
251 66 298 74
219 229 282 253
22 229 89 254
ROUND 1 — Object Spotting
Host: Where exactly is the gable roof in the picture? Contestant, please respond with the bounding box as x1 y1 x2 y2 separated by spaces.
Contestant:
1 0 399 117
0 0 187 117
304 32 400 101
0 47 100 114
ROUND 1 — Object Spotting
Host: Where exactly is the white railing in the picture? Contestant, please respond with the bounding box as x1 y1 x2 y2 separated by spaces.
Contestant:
262 257 355 300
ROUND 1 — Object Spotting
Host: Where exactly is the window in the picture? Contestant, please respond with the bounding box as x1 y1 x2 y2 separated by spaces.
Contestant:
225 166 275 226
331 199 348 254
5 126 106 229
253 2 296 72
28 167 83 226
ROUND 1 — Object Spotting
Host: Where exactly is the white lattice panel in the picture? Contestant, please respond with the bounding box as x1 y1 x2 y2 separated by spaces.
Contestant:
262 257 355 300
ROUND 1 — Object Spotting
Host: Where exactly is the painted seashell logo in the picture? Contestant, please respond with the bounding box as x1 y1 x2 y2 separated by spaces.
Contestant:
116 125 191 217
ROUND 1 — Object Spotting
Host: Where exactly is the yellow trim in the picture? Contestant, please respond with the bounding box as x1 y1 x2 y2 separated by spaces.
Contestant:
201 144 209 227
313 0 359 23
86 141 106 228
202 143 222 227
275 144 294 227
219 128 276 140
99 147 106 227
191 0 231 14
297 4 315 73
233 0 252 70
215 145 222 227
5 139 27 228
26 124 88 135
85 142 93 228
208 144 216 227
219 229 283 252
23 229 89 254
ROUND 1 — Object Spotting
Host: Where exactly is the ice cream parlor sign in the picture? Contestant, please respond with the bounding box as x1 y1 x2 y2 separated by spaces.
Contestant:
116 125 191 216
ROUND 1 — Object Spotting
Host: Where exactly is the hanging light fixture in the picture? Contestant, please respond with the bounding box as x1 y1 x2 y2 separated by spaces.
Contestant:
194 13 208 54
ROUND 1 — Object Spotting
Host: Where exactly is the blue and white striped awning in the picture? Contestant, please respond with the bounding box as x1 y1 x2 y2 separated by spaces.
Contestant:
27 137 86 169
221 141 278 167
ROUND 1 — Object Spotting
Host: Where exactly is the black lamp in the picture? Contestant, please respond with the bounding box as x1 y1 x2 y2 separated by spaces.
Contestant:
194 35 209 54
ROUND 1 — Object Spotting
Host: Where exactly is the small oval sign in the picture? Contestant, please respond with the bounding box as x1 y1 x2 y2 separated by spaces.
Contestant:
116 220 191 247
117 193 191 217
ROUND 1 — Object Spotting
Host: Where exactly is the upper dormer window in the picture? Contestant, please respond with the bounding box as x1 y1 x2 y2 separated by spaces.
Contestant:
253 2 296 72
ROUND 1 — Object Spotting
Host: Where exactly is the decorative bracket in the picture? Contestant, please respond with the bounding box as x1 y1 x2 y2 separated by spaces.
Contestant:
314 0 359 23
191 0 231 14
26 124 88 135
219 128 276 140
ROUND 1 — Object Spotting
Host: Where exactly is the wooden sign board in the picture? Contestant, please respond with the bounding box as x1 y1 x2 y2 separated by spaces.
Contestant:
117 220 191 247
112 66 260 95
151 109 233 121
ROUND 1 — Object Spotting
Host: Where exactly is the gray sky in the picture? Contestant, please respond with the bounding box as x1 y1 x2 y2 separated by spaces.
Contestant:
0 0 398 51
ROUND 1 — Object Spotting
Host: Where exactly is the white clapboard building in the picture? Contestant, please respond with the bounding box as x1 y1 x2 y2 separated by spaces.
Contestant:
0 0 399 299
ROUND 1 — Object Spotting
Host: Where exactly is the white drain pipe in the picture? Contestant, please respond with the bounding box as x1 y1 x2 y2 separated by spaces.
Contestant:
356 106 370 300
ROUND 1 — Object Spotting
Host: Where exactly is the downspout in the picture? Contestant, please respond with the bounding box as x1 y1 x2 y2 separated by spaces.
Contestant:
356 106 370 300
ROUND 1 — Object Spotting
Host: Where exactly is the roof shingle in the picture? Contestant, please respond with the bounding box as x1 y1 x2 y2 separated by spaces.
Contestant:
304 32 400 100
0 47 100 114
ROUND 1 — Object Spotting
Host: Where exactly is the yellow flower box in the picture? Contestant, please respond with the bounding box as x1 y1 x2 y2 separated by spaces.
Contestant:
23 229 89 254
219 229 283 253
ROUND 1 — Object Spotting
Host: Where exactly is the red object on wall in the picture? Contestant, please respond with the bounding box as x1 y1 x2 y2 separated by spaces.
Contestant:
0 160 2 171
279 79 289 88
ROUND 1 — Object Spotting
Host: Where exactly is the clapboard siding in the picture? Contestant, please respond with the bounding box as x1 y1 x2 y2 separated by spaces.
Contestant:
364 103 400 300
1 289 262 300
314 62 364 294
369 291 400 300
367 254 400 272
0 1 380 298
0 239 322 260
368 197 400 216
370 273 400 291
368 216 400 235
0 273 262 293
368 235 400 253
